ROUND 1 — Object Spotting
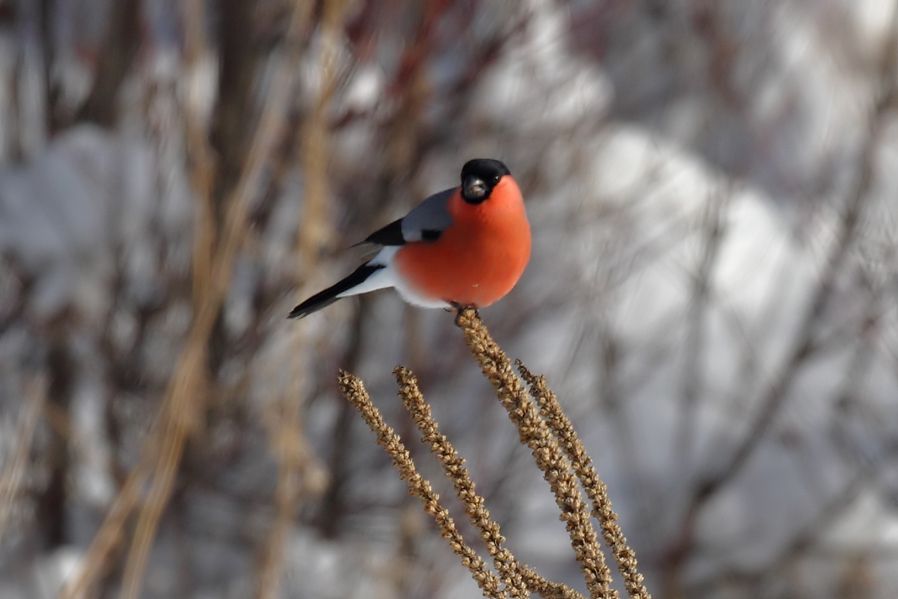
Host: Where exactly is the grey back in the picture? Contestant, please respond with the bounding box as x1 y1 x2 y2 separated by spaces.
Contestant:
401 187 455 241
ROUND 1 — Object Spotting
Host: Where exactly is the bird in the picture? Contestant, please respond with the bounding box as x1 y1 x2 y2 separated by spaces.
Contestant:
288 158 530 319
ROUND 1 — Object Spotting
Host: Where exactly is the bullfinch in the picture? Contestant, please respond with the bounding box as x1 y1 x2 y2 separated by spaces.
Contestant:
288 159 530 318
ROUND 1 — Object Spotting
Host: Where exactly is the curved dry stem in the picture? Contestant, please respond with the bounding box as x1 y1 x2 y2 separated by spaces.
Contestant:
337 370 505 598
517 362 650 599
521 566 590 599
455 308 618 599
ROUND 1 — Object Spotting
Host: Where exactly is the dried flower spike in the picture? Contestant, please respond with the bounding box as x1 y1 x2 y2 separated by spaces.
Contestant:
338 370 505 598
454 308 618 599
518 361 650 599
394 366 585 599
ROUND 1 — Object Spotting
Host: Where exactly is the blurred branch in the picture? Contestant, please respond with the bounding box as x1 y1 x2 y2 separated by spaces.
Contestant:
120 3 310 593
256 0 346 596
0 377 46 537
76 0 139 126
183 0 217 314
690 438 898 595
674 186 730 465
61 3 311 597
664 5 898 590
35 323 73 549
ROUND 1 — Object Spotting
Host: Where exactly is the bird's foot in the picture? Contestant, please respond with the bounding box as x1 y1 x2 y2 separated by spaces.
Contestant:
449 301 479 326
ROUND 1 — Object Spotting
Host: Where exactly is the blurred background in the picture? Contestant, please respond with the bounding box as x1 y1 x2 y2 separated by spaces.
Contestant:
2 0 898 597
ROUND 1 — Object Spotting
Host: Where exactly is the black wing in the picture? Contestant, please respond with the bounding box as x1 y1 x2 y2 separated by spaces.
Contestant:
359 188 455 246
288 264 385 319
363 218 405 245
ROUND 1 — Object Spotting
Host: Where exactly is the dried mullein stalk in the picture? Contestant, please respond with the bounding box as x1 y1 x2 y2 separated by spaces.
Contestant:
338 310 651 599
455 309 618 599
521 567 591 599
394 366 585 599
517 361 650 599
337 370 505 598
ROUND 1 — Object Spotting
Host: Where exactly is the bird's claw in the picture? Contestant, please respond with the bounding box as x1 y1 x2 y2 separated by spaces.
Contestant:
449 301 479 326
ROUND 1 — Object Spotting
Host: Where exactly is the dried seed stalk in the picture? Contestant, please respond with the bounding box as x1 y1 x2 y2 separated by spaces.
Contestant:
455 309 618 599
518 362 650 599
394 366 584 599
337 371 505 598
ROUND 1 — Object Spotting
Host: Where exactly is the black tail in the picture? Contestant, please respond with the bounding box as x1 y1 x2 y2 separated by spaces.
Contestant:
288 263 384 319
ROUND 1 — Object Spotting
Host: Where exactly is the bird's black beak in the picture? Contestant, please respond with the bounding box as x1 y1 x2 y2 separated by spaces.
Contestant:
462 176 487 203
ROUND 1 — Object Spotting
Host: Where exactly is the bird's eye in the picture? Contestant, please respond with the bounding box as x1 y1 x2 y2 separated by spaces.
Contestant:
492 175 501 184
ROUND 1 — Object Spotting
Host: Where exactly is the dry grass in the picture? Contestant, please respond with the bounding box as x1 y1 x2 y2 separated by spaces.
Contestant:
340 310 650 598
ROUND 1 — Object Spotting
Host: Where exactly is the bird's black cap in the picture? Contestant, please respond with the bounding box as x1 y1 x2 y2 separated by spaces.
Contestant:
460 159 510 203
461 159 510 182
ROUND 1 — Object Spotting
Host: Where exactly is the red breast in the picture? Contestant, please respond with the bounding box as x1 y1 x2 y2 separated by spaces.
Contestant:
394 176 531 307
